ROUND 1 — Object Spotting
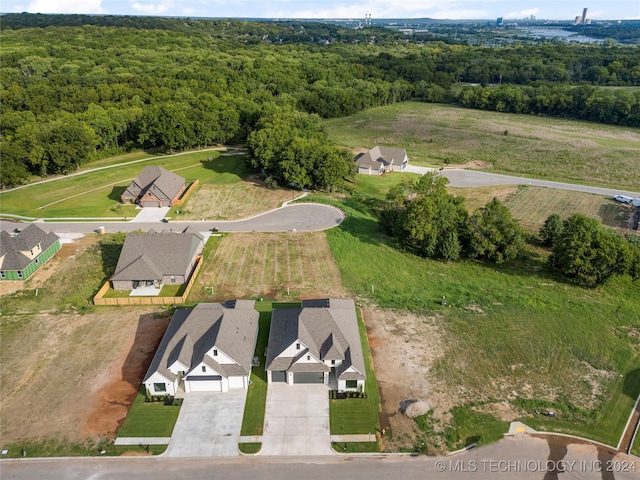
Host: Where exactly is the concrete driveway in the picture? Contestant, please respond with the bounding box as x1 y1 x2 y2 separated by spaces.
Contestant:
261 384 333 456
165 391 247 457
132 206 170 222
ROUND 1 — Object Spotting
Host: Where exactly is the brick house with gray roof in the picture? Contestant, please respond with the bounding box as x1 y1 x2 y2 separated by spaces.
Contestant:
121 166 186 207
354 146 408 175
266 298 366 392
143 301 259 395
111 229 203 291
0 224 61 281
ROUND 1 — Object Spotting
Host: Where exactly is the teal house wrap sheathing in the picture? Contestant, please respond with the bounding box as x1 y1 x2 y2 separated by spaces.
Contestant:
0 224 61 281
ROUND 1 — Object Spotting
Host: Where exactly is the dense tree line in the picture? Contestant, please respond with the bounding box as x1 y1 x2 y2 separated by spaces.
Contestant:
1 14 639 188
380 175 639 286
545 213 640 287
247 108 353 190
457 84 640 125
380 173 526 264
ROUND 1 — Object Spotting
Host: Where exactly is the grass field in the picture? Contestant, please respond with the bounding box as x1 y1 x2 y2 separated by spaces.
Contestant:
172 181 293 221
0 150 249 219
303 191 640 447
329 307 381 442
190 232 347 302
502 186 636 233
324 102 640 190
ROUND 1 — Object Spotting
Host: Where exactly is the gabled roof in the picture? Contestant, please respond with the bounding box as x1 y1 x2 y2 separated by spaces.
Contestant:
111 231 202 281
0 224 59 271
144 302 259 383
266 299 366 381
354 146 407 170
123 166 185 201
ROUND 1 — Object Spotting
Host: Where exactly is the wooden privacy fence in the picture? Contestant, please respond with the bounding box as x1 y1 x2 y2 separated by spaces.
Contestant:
172 179 199 207
93 255 203 306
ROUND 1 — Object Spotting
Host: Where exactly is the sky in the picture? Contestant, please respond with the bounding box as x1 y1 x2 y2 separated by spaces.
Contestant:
3 0 640 20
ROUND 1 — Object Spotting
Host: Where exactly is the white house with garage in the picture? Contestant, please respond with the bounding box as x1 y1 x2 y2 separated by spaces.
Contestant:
265 298 366 392
354 146 408 176
143 300 259 396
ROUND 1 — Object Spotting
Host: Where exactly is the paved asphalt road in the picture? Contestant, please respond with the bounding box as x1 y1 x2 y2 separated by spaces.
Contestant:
404 165 640 198
0 204 345 235
2 435 639 480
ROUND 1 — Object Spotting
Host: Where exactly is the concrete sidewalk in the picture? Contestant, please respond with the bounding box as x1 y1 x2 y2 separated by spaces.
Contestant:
114 437 170 445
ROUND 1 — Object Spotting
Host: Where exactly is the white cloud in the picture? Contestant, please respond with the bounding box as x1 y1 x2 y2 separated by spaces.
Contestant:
269 0 449 19
27 0 104 14
504 7 539 19
132 0 174 15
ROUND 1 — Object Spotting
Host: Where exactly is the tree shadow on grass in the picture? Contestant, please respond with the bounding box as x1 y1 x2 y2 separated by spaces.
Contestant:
108 186 127 202
99 236 125 281
623 367 640 401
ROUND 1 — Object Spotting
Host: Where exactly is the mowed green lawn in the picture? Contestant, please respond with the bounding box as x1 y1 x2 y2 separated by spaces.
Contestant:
307 191 640 447
0 150 249 218
117 388 180 438
324 102 640 190
329 307 381 440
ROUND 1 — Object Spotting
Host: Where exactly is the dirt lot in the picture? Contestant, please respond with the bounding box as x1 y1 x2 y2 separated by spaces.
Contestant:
177 176 294 221
0 308 170 445
0 235 171 446
363 306 453 451
190 231 348 302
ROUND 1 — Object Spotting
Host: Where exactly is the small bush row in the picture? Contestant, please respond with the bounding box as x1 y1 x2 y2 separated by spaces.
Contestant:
329 390 367 400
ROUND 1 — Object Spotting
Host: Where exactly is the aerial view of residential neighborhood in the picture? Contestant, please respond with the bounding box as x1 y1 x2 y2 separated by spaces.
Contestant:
1 1 639 479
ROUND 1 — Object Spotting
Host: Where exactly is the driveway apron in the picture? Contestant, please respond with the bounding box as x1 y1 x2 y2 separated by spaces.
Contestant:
165 391 247 457
261 384 333 456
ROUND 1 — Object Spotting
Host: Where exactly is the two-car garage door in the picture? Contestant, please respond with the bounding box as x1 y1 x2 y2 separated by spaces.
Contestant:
185 375 222 392
293 372 324 384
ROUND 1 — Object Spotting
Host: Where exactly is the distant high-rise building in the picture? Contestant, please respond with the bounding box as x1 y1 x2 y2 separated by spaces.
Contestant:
497 17 503 26
575 8 588 25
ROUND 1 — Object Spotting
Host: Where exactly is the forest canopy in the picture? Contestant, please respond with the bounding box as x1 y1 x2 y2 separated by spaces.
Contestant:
1 14 639 187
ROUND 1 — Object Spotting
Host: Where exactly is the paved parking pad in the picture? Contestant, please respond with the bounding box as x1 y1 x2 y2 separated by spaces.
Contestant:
165 391 247 457
261 384 333 456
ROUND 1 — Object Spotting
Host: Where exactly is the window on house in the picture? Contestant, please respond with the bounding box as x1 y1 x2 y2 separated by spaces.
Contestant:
296 343 300 350
346 380 358 389
35 257 39 264
331 360 335 365
170 275 176 283
307 355 310 361
213 349 218 356
17 271 23 279
153 383 167 392
0 271 5 279
202 366 206 372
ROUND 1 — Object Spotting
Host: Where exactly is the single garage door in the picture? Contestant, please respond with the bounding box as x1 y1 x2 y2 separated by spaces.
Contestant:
293 372 324 384
186 375 222 392
271 370 286 383
143 201 160 207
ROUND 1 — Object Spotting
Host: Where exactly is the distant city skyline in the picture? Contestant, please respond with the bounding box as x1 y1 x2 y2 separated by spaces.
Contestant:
3 0 639 21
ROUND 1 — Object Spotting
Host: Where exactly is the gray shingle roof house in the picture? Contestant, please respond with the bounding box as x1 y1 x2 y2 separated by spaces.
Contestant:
354 146 408 175
144 300 259 395
266 298 366 392
121 166 186 207
0 224 61 281
111 229 203 291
